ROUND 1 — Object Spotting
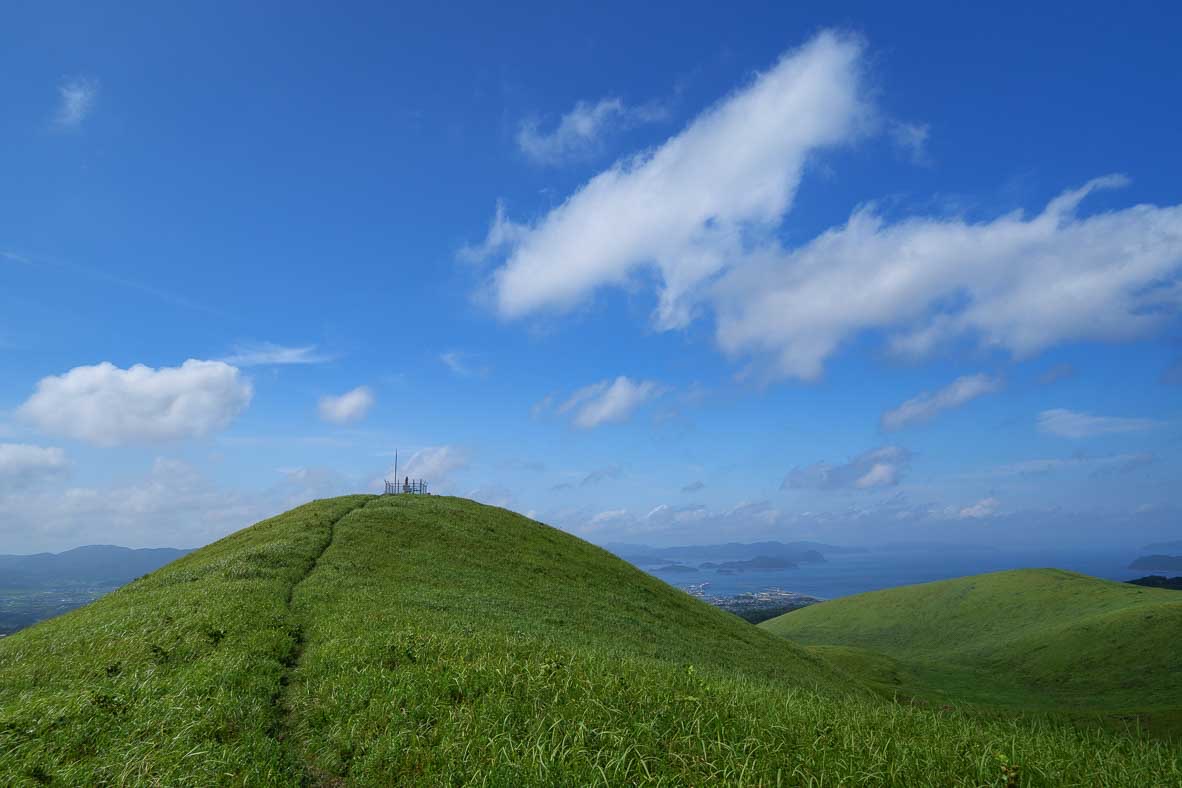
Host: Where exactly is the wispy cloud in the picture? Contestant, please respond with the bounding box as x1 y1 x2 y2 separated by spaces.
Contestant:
1039 363 1075 385
0 443 70 491
581 465 622 487
54 77 98 127
889 120 930 165
318 386 375 425
681 480 705 493
557 376 663 428
516 97 667 165
440 351 489 378
974 451 1155 479
386 446 468 487
1037 408 1161 439
222 342 332 366
955 497 999 519
783 446 911 491
881 373 1002 431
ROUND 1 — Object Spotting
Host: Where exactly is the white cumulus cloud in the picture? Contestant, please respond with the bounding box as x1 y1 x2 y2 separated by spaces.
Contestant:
478 31 870 328
714 175 1182 379
471 32 1182 382
1037 408 1160 439
558 376 662 428
881 373 1002 430
318 386 375 425
18 360 252 446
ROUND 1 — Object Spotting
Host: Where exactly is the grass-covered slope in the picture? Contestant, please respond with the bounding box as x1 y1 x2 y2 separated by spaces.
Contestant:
0 496 371 785
2 499 1180 785
762 569 1182 726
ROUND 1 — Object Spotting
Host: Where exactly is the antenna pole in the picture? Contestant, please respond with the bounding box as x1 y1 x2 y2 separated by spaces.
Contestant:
394 449 399 485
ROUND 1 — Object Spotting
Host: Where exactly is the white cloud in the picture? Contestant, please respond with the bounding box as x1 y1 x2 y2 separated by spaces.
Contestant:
783 446 911 491
889 120 930 165
590 508 630 525
516 97 667 165
714 175 1182 379
529 394 554 419
1037 408 1160 439
580 465 622 487
467 483 515 509
18 360 252 446
472 34 1182 382
388 445 468 486
54 77 98 127
458 200 531 264
554 499 785 542
0 458 363 554
881 373 1002 430
222 342 332 366
558 376 662 428
318 386 375 425
478 31 870 328
1038 363 1075 385
957 497 1000 519
440 351 489 378
0 443 69 490
989 452 1154 477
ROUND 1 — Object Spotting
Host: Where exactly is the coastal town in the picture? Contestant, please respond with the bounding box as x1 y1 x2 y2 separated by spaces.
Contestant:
685 583 822 623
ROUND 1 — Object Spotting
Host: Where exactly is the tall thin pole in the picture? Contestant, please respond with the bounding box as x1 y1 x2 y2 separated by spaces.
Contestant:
394 449 399 488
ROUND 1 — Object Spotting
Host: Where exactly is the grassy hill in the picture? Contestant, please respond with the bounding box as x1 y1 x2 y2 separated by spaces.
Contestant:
1 498 1179 785
762 569 1182 734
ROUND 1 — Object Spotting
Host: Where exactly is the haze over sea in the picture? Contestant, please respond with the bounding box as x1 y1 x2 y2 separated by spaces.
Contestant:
641 547 1145 600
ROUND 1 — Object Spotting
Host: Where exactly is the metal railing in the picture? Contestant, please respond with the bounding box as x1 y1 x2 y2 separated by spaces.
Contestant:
384 478 428 495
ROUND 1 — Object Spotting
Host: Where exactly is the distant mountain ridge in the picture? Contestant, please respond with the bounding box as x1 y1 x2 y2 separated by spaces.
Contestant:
0 545 191 589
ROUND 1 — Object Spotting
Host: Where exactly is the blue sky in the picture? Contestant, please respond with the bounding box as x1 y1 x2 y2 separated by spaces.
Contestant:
2 1 1180 553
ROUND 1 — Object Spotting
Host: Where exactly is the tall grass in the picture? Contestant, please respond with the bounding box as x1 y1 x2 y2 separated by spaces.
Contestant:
0 496 370 785
762 567 1182 737
1 494 1178 785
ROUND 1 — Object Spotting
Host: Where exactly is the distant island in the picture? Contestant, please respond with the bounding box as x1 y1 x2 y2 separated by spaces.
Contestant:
1128 575 1182 591
700 555 806 573
655 563 698 573
1128 554 1182 571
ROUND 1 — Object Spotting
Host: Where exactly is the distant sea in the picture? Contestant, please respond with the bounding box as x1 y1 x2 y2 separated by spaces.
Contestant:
641 547 1148 600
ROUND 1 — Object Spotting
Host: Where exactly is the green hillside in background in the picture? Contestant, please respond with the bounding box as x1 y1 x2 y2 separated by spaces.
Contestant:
1 496 1179 785
762 569 1182 737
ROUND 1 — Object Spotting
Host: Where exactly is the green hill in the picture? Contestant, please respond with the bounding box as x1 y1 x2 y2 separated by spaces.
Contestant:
2 498 1179 785
762 569 1182 734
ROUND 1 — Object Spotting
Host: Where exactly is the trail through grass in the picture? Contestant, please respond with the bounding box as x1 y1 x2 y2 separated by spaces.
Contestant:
1 495 1179 785
0 496 370 785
